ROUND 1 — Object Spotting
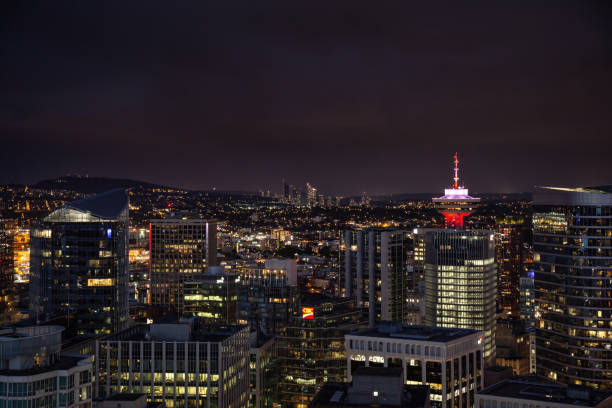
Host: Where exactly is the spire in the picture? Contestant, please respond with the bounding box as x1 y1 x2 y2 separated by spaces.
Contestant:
453 152 459 189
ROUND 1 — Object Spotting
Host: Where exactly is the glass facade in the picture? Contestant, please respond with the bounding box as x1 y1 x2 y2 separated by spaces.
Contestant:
424 230 497 364
149 219 217 315
183 274 238 324
533 186 612 389
279 297 367 408
29 191 129 335
340 228 408 326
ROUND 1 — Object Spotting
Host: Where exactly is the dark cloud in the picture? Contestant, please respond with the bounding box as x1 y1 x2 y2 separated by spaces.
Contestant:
1 1 611 194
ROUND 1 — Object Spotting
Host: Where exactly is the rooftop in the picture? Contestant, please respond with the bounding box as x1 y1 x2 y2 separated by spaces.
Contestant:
0 354 90 377
105 321 247 343
68 189 128 219
479 376 612 407
348 322 480 343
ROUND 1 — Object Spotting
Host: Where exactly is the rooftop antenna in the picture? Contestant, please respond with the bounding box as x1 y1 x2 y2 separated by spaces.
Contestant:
453 152 459 189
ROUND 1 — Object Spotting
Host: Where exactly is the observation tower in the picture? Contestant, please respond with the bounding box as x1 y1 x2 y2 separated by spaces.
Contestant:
432 152 480 228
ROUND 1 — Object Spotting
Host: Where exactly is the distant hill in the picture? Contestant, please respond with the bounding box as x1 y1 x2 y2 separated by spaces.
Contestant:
32 176 180 194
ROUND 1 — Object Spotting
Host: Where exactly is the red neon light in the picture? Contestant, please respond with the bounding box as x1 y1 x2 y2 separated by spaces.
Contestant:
302 307 314 319
441 212 472 228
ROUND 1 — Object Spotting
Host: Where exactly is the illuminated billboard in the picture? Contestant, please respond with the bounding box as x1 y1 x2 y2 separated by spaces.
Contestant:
87 278 115 287
302 307 314 320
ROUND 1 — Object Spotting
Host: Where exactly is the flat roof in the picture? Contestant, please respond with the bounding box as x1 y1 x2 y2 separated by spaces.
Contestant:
348 322 479 343
105 393 146 401
479 377 612 407
0 355 88 377
311 383 429 408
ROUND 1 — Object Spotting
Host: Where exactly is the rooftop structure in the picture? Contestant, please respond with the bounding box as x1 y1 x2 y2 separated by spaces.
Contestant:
432 153 480 228
310 367 430 408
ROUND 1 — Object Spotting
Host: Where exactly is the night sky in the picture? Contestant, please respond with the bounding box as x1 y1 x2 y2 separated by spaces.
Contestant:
1 1 611 195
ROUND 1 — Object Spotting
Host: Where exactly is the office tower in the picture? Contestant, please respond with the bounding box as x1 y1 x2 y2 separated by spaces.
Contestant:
311 367 430 408
405 292 425 325
494 318 530 375
413 228 436 292
0 325 94 408
13 227 30 282
238 259 298 335
29 190 129 335
345 322 484 408
279 295 367 408
476 378 612 408
149 218 217 314
183 273 238 324
533 186 612 389
432 153 480 228
494 219 522 317
423 230 497 365
282 178 290 200
249 332 277 408
95 320 250 408
340 228 408 327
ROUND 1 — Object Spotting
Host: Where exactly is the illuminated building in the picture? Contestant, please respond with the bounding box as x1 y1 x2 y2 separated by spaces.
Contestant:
519 275 535 329
249 332 277 408
310 367 431 408
149 218 217 315
11 228 29 283
238 259 298 335
0 325 93 408
345 322 484 408
340 228 408 326
95 320 250 408
183 272 238 324
412 228 436 293
306 182 317 206
279 295 367 408
476 377 612 408
29 189 129 335
432 153 480 228
494 219 523 317
533 186 612 389
423 230 497 365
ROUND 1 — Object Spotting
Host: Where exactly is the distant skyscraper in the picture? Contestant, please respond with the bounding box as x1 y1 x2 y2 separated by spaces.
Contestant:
29 189 129 335
424 229 497 365
432 153 480 228
533 186 612 388
149 217 217 315
306 182 317 206
340 228 408 326
0 219 14 323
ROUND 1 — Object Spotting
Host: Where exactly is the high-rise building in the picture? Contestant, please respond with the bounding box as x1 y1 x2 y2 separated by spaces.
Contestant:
238 259 298 335
432 153 480 228
494 219 523 317
340 228 408 327
149 218 217 314
0 219 14 323
306 182 317 206
183 272 238 324
0 325 94 408
423 230 497 365
29 190 129 335
249 332 277 408
345 322 484 408
95 320 250 408
533 186 612 388
279 295 367 408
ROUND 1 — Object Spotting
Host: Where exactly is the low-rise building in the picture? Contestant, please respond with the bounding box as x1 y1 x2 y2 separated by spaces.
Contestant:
310 367 430 408
476 377 612 408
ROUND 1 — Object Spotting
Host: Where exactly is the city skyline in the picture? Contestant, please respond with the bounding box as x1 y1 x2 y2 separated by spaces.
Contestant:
1 2 611 195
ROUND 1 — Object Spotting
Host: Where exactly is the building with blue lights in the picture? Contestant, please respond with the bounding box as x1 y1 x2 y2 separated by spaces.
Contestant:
29 189 130 335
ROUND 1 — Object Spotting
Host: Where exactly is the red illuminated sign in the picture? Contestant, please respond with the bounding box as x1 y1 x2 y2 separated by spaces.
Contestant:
302 307 314 320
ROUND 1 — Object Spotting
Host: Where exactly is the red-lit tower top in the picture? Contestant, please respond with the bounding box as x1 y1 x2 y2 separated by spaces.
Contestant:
432 152 480 228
